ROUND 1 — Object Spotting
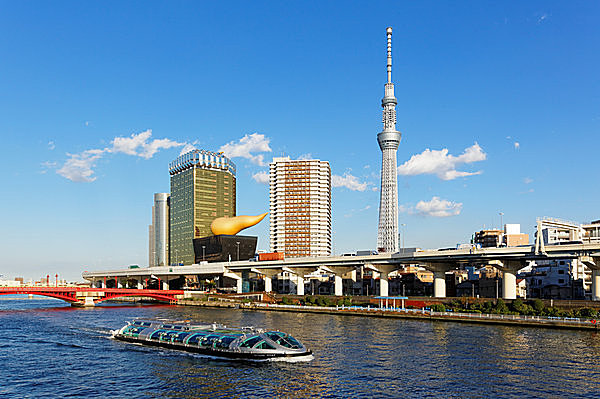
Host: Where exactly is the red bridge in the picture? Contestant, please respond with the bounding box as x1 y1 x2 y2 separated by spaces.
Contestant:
0 287 184 306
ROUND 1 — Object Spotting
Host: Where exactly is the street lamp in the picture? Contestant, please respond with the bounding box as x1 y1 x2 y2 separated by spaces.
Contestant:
202 245 206 261
400 223 406 252
236 242 240 261
499 212 504 231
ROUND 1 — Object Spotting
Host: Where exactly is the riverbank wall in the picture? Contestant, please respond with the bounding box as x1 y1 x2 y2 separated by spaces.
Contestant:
177 299 600 330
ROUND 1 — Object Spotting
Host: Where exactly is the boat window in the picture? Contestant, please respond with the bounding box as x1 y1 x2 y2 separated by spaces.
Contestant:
265 332 300 349
186 333 205 345
173 332 191 343
200 335 219 347
164 331 179 341
215 336 237 349
132 321 142 326
240 336 262 348
253 340 276 350
149 330 165 340
285 335 302 348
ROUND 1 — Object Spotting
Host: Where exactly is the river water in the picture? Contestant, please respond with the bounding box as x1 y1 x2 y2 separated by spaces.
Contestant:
1 297 600 398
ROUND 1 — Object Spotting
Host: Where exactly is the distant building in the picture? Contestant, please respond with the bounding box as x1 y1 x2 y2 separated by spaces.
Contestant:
534 217 600 293
169 150 236 265
522 259 585 299
473 224 529 248
269 157 331 257
149 193 170 267
473 229 503 248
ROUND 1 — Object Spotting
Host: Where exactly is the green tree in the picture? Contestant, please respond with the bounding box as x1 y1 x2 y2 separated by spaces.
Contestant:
532 299 544 314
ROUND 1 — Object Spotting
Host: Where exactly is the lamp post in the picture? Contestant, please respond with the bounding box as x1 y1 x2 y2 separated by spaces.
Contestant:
202 245 206 261
55 274 58 287
499 212 504 230
400 223 406 252
236 242 240 261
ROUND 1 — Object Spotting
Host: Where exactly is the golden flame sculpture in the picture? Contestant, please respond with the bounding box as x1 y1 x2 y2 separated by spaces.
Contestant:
210 212 268 236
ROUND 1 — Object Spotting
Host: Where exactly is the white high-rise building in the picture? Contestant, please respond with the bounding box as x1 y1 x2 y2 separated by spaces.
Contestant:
377 27 401 253
149 193 170 267
269 157 331 258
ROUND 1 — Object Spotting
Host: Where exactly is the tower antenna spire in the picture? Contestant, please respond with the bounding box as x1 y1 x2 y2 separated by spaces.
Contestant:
387 27 392 83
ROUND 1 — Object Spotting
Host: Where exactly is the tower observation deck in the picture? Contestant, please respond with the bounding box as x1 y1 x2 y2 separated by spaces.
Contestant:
377 27 401 253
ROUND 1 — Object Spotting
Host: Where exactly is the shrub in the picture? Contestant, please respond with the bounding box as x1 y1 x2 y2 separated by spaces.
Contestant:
430 304 446 312
532 299 545 314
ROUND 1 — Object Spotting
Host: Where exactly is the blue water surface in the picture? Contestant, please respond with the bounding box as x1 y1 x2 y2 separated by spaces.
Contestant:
1 297 600 398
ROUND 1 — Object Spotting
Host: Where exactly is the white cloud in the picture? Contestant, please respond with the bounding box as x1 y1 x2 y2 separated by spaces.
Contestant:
179 143 197 155
57 149 106 182
110 129 183 159
523 177 533 184
297 153 313 160
514 142 520 149
332 173 368 191
397 143 486 180
219 133 272 166
48 141 55 150
537 13 549 24
414 197 463 217
56 129 190 182
252 171 269 184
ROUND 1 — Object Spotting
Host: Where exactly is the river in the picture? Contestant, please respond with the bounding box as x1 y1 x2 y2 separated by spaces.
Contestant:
1 297 600 398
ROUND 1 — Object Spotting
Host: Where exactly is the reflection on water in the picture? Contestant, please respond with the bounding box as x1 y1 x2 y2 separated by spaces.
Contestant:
1 298 600 398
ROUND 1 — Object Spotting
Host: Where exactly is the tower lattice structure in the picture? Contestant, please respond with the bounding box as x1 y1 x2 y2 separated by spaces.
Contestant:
377 27 401 253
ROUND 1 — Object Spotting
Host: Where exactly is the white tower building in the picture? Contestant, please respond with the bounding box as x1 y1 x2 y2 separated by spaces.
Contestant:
149 193 169 266
269 157 331 257
377 27 401 253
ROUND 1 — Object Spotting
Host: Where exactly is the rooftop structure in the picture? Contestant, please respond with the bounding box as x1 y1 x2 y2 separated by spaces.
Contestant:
377 27 401 253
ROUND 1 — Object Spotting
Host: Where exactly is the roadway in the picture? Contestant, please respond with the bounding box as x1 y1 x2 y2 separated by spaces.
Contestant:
82 243 600 300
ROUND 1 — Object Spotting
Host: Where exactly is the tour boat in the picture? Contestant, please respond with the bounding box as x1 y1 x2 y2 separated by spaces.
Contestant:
113 320 313 361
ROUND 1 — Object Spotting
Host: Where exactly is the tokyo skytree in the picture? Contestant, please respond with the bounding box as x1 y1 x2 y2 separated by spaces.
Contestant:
377 27 401 253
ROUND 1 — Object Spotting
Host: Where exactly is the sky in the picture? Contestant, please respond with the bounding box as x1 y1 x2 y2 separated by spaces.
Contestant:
0 1 598 281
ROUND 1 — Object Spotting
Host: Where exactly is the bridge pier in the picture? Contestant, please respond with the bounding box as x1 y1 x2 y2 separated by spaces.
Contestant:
365 264 397 297
323 266 356 296
489 260 526 300
288 267 317 296
433 270 446 298
423 263 454 298
137 281 143 290
224 271 243 293
252 268 280 293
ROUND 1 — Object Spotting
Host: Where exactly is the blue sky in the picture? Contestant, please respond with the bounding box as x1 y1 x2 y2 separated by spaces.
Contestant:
1 2 598 281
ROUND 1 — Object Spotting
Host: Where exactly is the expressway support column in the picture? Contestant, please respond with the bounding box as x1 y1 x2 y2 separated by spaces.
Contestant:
364 264 397 297
380 271 389 297
433 271 446 298
592 269 600 301
288 267 318 296
296 275 305 296
323 266 356 296
423 263 455 298
490 260 526 300
223 270 243 294
137 281 143 290
252 269 280 293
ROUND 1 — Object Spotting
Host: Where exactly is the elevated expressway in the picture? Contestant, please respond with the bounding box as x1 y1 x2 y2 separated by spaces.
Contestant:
82 243 600 300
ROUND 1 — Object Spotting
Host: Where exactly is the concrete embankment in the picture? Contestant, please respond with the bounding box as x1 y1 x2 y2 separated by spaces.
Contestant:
177 299 600 330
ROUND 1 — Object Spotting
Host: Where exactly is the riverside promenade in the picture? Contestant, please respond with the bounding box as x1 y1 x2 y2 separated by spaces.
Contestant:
177 298 600 330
